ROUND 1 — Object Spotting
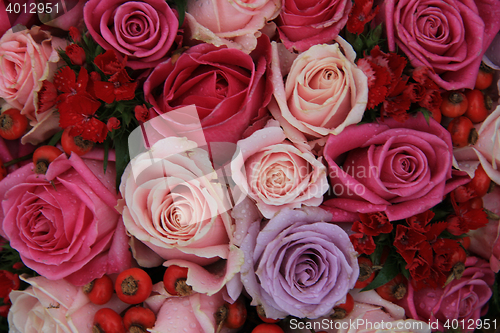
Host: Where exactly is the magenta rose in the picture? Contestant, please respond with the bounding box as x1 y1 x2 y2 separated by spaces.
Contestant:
0 150 131 286
398 257 494 333
8 276 129 333
275 0 352 52
144 37 272 144
0 26 66 144
84 0 178 70
240 206 359 319
323 113 468 221
380 0 500 90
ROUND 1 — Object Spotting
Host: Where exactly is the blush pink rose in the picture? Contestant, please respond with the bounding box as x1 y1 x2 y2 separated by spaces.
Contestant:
84 0 179 69
380 0 500 90
0 149 131 286
269 38 368 149
275 0 352 52
0 26 65 144
231 120 329 218
185 0 281 53
8 276 129 333
119 136 244 295
144 38 272 144
323 113 469 221
399 257 494 333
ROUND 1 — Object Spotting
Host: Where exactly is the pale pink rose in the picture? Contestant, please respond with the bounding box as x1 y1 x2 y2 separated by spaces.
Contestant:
0 149 131 285
468 186 500 272
399 257 494 333
185 0 281 53
231 120 328 218
119 136 244 295
0 26 65 144
145 283 238 333
8 276 129 333
269 38 368 150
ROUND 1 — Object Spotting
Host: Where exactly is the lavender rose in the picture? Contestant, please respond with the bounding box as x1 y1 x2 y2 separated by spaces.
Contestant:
0 150 131 286
276 0 352 52
84 0 178 70
240 206 359 319
380 0 500 90
398 257 494 333
323 113 467 221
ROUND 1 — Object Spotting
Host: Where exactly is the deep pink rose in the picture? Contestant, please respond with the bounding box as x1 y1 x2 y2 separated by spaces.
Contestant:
231 120 329 218
185 0 281 53
240 206 359 319
0 26 66 144
380 0 500 90
0 0 40 37
144 37 272 144
8 276 129 333
0 150 131 286
38 0 87 31
84 0 179 70
275 0 352 52
323 113 468 221
399 257 494 333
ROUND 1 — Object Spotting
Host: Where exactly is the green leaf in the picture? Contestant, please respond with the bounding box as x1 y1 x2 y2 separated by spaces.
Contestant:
114 132 130 191
361 254 400 291
48 130 64 146
174 0 187 27
370 243 385 266
103 138 110 174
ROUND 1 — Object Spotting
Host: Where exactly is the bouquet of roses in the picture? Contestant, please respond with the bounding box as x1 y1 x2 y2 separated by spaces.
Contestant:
0 0 499 332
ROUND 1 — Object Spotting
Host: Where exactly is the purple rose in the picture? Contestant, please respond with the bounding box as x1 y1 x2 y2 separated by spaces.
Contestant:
84 0 178 69
240 206 359 319
380 0 500 90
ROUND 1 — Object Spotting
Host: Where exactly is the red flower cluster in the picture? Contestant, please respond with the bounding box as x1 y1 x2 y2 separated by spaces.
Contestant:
346 0 379 35
357 50 442 122
446 192 489 236
350 211 392 255
0 269 20 317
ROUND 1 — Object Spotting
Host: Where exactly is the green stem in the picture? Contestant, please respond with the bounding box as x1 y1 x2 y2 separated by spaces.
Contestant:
4 153 33 167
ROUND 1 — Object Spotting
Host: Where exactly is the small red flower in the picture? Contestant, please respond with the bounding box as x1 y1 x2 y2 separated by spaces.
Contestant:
419 89 442 114
69 26 81 43
65 44 86 66
432 238 465 272
107 117 121 131
37 80 58 113
93 80 137 104
0 270 20 302
394 225 427 264
349 233 376 255
94 50 127 76
135 104 150 122
354 212 393 236
346 0 379 35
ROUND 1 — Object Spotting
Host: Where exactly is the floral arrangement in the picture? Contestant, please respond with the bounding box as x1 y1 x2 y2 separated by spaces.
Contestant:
0 0 499 332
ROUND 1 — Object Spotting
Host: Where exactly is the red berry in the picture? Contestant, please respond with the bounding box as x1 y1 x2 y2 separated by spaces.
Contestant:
376 274 407 303
354 257 375 289
475 63 494 90
61 127 94 156
464 89 489 123
84 275 114 305
215 297 247 330
163 265 192 296
123 306 156 332
447 116 477 148
440 91 468 118
33 146 63 174
429 106 442 124
257 305 280 324
331 293 354 319
252 323 284 333
460 236 471 250
93 308 125 333
115 268 153 305
0 108 28 140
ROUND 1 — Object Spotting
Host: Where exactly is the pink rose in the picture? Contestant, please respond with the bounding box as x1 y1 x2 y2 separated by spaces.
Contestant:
144 38 272 144
275 0 352 52
185 0 281 53
145 283 237 333
119 136 244 295
0 150 131 286
231 120 329 218
269 38 368 149
0 26 66 144
380 0 500 90
399 257 494 333
8 276 129 333
468 186 500 273
84 0 179 70
323 113 468 221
